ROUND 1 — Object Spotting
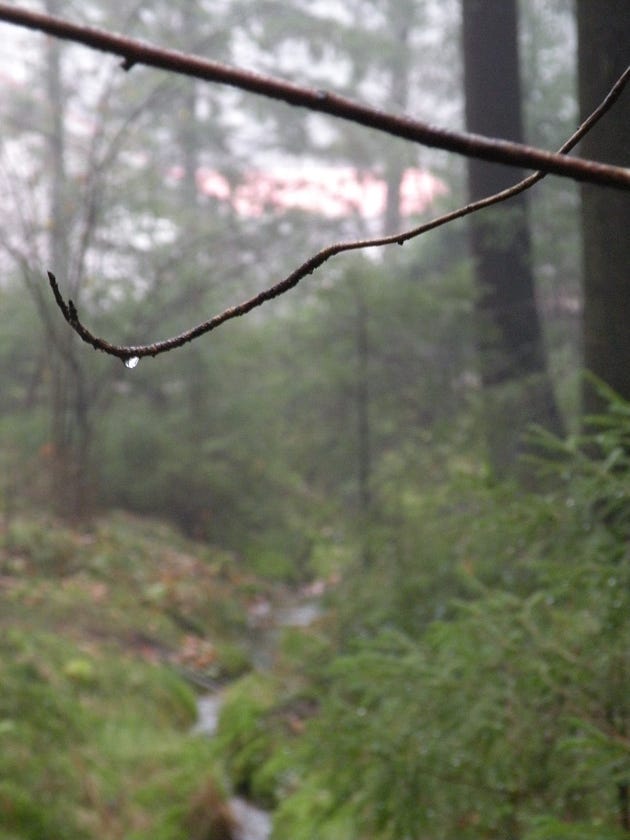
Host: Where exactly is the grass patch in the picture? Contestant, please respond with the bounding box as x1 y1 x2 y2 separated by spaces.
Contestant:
0 510 259 838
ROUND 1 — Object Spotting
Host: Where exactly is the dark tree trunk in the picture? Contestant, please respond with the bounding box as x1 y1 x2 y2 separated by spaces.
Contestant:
577 0 630 415
462 0 563 475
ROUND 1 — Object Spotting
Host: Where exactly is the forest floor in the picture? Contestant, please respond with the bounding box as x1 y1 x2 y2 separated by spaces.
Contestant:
0 509 314 840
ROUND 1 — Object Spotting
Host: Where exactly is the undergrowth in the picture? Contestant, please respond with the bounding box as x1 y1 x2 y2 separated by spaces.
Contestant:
0 511 257 839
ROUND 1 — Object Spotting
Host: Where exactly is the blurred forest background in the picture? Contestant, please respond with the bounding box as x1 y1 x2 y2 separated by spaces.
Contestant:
0 0 628 839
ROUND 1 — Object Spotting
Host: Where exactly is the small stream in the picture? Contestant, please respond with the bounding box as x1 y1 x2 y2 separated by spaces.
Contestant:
192 691 272 840
192 594 323 840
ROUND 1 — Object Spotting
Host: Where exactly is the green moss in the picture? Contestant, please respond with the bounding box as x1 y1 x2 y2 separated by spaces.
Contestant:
214 641 252 679
0 781 85 840
213 673 284 807
0 511 254 838
5 517 79 575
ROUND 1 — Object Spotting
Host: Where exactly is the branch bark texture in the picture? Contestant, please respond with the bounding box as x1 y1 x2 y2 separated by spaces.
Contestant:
0 3 628 189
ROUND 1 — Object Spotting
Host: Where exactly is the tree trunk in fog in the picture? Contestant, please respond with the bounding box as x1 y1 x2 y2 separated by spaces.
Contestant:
382 1 412 236
354 277 372 566
577 0 630 416
178 0 200 211
462 0 563 476
45 0 93 519
177 0 213 467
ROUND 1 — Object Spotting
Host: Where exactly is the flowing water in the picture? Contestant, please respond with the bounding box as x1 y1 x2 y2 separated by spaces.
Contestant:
193 686 272 839
230 798 273 840
193 594 323 840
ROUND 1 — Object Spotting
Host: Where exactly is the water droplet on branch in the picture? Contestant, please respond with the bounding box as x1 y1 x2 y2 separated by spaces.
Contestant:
124 356 140 369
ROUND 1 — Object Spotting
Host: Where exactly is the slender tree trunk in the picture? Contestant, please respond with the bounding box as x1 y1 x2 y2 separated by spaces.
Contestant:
577 0 630 415
45 0 93 520
462 0 563 475
383 2 412 235
46 0 76 515
355 282 371 519
346 271 373 567
179 0 200 211
177 1 212 465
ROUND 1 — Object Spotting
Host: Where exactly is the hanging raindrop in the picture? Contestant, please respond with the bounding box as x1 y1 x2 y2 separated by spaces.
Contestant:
124 356 140 369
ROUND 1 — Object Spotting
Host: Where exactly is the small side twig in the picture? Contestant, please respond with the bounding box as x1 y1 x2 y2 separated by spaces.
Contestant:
47 66 630 364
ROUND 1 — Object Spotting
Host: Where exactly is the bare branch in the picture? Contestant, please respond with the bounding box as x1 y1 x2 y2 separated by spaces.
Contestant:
46 66 629 364
0 3 629 189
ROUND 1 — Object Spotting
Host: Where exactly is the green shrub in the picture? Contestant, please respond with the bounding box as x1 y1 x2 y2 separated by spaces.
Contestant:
274 391 630 839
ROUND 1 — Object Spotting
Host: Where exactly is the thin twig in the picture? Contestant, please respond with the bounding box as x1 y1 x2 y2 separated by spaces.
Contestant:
0 3 629 188
47 66 630 363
